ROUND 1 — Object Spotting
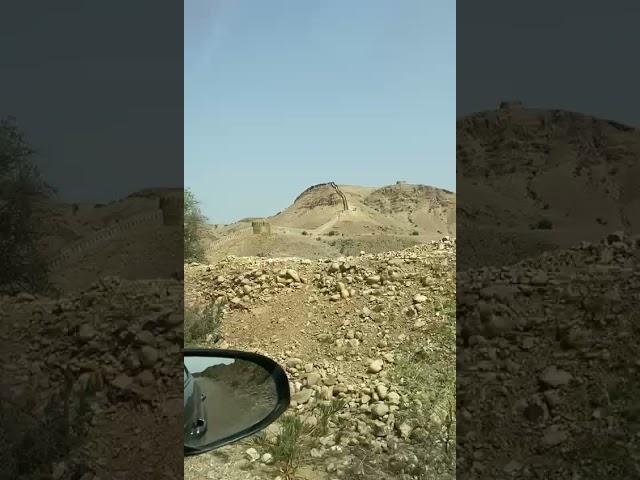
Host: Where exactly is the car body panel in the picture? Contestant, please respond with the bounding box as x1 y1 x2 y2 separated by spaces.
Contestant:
184 365 207 440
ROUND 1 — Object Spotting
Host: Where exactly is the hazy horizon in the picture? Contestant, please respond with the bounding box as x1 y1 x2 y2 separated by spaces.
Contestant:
185 0 456 224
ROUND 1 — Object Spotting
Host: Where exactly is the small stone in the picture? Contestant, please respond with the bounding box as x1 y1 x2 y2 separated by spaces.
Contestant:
367 359 384 373
111 374 133 390
503 460 522 474
52 462 66 480
371 403 389 418
310 448 324 458
543 389 562 408
387 392 401 405
291 389 314 404
413 294 427 303
286 269 301 282
396 422 412 438
261 453 274 464
376 384 388 399
246 447 260 462
539 366 572 388
136 330 155 345
366 275 381 285
139 346 158 368
306 372 322 386
323 374 338 386
372 420 389 437
78 324 96 340
286 358 303 368
382 353 395 363
541 425 568 446
531 272 548 285
16 292 36 302
137 370 155 386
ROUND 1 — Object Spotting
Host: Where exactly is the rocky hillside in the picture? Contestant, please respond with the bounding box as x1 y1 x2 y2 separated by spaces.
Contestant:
203 183 455 263
270 183 455 236
31 189 182 294
184 239 456 480
1 277 183 479
457 230 640 478
457 103 640 266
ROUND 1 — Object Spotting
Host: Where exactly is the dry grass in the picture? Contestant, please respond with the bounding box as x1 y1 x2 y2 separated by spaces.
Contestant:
0 375 97 479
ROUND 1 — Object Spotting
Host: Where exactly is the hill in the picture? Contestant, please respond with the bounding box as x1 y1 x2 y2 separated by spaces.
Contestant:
32 188 183 294
203 182 456 262
457 102 640 267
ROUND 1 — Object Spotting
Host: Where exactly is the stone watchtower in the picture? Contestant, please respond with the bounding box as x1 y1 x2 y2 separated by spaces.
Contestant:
498 100 524 111
252 220 271 234
159 192 183 226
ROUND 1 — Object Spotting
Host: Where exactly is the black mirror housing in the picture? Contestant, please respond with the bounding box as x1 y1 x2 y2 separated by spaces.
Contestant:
184 348 290 456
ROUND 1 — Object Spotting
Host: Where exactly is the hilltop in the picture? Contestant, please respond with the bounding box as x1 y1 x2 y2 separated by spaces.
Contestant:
202 182 456 262
457 102 640 266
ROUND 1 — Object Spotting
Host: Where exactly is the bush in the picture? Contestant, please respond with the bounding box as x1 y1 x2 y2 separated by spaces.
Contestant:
184 301 223 346
253 414 310 479
314 399 346 436
0 375 97 478
412 230 420 236
184 188 207 262
0 117 52 294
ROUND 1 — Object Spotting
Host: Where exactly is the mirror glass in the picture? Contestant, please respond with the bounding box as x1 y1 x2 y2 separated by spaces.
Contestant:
184 355 280 450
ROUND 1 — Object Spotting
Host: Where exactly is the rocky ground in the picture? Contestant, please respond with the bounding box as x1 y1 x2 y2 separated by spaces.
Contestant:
0 277 184 480
457 231 640 478
184 239 456 480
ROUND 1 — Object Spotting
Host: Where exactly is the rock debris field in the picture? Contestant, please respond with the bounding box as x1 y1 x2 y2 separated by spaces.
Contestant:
457 231 640 479
1 277 184 480
185 239 456 480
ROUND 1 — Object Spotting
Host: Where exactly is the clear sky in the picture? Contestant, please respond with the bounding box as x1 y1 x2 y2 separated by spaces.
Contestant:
185 0 455 223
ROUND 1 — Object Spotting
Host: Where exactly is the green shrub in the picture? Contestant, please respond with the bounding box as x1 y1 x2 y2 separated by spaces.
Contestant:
184 301 223 346
0 374 96 478
184 188 207 263
0 118 52 294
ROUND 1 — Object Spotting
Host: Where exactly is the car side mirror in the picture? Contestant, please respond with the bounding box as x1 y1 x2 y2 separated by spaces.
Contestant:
184 348 290 456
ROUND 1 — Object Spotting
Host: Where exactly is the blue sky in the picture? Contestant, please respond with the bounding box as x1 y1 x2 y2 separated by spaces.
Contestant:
185 0 455 223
